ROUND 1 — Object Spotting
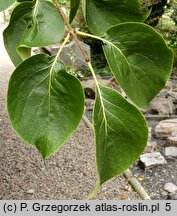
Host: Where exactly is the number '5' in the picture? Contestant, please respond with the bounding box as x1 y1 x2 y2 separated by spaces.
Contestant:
165 203 171 211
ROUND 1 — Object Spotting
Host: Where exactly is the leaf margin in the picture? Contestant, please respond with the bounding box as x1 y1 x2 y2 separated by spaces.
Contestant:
7 53 85 158
93 83 148 185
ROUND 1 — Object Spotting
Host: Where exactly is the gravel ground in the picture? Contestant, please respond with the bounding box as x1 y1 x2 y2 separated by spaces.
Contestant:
131 118 177 200
0 22 138 200
131 160 177 200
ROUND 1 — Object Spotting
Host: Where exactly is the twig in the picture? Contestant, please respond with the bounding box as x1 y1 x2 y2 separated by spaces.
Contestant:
83 115 93 130
53 0 151 200
53 0 90 62
123 169 151 200
83 114 151 200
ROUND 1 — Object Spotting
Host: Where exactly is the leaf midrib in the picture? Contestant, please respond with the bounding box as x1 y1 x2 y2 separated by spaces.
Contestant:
47 56 59 125
103 38 149 106
33 0 40 19
103 39 141 87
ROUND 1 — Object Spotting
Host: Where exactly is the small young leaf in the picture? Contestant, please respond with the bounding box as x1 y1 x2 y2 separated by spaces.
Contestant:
7 54 85 158
3 0 65 66
83 0 149 36
0 0 15 11
103 22 173 109
93 85 148 184
69 0 80 23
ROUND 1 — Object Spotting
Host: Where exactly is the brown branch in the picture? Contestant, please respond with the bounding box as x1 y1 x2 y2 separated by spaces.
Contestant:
53 0 90 62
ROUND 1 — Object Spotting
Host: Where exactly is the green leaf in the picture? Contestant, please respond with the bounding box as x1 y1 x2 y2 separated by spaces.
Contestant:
3 2 32 66
83 0 149 36
19 0 64 47
103 22 173 109
0 0 15 11
69 0 80 23
17 0 33 2
7 54 85 158
17 0 33 1
3 0 65 66
93 85 148 184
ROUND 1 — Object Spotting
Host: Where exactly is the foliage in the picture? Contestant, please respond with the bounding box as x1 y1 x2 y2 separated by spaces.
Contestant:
69 0 80 23
171 1 177 25
155 1 177 65
0 0 15 11
3 0 64 66
83 0 150 36
144 0 169 26
160 27 177 48
59 0 70 5
0 0 173 196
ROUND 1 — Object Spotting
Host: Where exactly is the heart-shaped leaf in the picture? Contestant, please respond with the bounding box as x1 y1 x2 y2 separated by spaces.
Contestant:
3 0 65 66
93 84 148 184
7 54 85 158
69 0 80 23
103 22 173 109
0 0 15 11
83 0 149 36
